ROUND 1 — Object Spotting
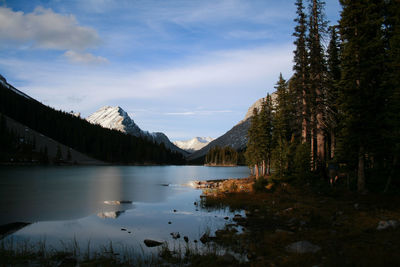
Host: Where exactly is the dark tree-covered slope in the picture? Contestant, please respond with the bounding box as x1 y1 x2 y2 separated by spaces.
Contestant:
0 75 185 164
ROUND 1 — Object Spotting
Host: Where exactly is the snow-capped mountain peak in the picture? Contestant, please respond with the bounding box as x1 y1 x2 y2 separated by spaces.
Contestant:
173 137 214 153
86 106 188 155
86 106 142 136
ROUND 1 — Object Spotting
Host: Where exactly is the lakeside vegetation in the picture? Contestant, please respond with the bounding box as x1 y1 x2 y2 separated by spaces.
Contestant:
204 146 245 166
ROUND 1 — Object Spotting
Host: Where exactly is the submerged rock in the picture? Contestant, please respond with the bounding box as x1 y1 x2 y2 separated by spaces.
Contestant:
144 239 164 247
286 241 321 254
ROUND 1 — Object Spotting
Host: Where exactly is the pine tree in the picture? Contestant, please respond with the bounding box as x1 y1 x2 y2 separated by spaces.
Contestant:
383 0 400 192
292 0 310 144
272 74 291 178
339 0 386 193
245 108 262 178
258 94 274 176
307 0 328 173
326 25 341 159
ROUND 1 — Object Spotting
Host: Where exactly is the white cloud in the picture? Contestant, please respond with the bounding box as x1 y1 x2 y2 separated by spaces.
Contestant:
0 6 100 50
64 50 108 64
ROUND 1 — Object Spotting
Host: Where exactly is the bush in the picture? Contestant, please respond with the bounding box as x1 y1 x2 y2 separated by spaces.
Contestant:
253 177 269 192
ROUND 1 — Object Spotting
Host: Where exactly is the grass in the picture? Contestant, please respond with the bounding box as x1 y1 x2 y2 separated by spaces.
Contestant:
200 181 400 266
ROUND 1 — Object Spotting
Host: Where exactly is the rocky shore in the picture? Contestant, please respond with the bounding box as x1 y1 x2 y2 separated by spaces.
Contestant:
192 177 255 196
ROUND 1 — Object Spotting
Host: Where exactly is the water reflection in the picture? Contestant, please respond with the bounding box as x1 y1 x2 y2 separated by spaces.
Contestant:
0 166 250 256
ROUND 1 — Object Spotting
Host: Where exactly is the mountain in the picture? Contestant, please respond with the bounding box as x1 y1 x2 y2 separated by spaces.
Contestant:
188 93 277 162
173 137 214 153
87 106 188 156
0 74 185 164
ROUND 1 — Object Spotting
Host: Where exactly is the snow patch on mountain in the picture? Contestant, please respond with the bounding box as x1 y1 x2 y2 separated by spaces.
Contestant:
86 106 187 155
173 137 214 153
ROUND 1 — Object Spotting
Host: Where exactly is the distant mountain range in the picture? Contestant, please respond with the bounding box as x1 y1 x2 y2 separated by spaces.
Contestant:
188 93 277 162
173 137 214 153
86 106 188 155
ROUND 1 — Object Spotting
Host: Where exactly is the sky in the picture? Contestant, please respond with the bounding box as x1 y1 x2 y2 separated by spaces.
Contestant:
0 0 341 141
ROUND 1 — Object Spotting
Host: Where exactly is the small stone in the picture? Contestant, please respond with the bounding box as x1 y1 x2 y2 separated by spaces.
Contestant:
224 216 229 220
144 239 163 247
275 229 294 235
221 253 236 263
200 233 209 244
168 221 172 224
121 228 127 231
173 209 177 212
286 241 321 254
377 220 399 230
171 232 180 239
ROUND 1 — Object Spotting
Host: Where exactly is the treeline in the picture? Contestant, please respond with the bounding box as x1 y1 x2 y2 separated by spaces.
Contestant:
246 0 399 193
0 114 49 164
205 146 244 166
0 82 185 165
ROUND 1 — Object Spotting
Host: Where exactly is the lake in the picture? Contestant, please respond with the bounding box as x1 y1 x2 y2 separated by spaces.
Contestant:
0 166 249 256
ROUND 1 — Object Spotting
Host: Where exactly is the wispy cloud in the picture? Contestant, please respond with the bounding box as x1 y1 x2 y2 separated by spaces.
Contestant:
64 50 108 64
165 110 232 116
0 43 293 116
226 30 272 40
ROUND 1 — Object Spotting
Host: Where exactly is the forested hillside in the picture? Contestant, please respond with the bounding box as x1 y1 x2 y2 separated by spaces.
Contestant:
0 79 185 165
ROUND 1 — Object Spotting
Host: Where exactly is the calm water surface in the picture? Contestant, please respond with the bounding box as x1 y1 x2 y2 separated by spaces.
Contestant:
0 166 249 254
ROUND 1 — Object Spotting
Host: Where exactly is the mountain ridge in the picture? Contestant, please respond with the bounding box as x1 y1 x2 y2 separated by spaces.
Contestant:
173 137 214 153
86 106 188 156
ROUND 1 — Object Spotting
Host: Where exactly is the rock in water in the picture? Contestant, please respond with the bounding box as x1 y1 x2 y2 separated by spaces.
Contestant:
144 239 163 247
286 241 321 254
377 220 399 231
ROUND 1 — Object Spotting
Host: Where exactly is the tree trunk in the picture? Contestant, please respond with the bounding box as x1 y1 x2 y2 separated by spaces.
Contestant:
255 164 259 179
262 160 266 177
316 111 325 171
384 155 398 193
357 145 367 193
330 130 335 159
301 83 308 144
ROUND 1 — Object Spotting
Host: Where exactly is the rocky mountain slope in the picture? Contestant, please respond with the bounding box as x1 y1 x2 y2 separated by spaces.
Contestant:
173 137 214 153
87 106 188 155
188 93 276 161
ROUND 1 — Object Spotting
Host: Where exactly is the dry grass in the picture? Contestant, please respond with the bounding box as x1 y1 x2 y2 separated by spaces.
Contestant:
201 182 400 266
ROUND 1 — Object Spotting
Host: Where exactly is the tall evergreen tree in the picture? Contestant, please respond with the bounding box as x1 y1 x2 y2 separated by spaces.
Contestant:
326 25 341 159
258 94 274 176
292 0 310 144
307 0 328 172
245 108 262 178
383 0 400 191
339 0 386 193
272 74 292 178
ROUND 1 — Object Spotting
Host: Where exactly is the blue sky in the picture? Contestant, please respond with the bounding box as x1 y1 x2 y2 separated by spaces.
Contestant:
0 0 341 141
